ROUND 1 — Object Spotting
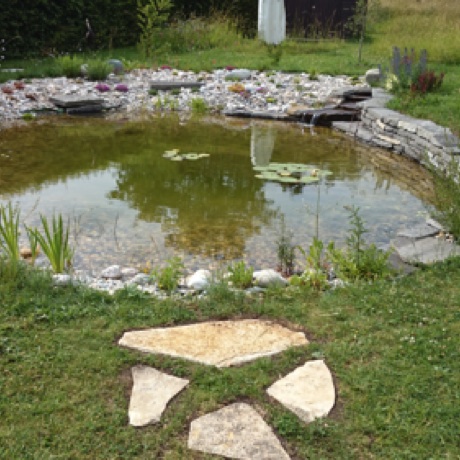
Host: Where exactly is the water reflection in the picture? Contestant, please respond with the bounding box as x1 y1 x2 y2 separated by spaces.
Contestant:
0 115 434 272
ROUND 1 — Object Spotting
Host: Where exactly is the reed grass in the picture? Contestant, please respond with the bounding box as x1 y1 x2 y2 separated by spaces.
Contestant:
30 214 74 273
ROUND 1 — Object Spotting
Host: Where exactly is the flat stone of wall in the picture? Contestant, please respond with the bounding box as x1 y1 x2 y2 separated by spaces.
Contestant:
333 88 460 169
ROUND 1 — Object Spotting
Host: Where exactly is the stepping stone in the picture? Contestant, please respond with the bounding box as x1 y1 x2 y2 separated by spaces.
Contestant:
392 237 460 265
49 95 104 108
149 81 203 91
188 402 290 459
119 320 308 367
128 365 189 427
267 360 335 423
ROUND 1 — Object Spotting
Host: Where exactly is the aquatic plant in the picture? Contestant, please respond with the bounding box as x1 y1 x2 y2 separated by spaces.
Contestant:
253 163 331 185
0 202 21 263
29 214 74 273
276 221 296 276
163 149 210 161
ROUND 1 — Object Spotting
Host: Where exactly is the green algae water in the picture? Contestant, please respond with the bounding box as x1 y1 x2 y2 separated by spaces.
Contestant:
0 115 434 272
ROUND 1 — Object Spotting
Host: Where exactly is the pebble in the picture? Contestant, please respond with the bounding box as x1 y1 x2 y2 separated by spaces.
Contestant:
0 67 361 121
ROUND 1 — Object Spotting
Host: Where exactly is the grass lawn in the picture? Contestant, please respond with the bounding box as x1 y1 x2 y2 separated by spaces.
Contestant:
1 1 460 457
1 258 459 459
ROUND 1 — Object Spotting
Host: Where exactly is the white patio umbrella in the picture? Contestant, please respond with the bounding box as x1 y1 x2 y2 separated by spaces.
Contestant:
258 0 286 45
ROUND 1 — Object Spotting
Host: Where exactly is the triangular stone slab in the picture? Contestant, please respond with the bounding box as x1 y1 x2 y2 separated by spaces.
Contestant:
188 402 290 459
267 360 335 423
128 365 189 427
119 320 308 367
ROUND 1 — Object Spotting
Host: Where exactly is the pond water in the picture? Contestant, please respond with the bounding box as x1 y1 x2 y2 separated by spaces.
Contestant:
0 115 434 273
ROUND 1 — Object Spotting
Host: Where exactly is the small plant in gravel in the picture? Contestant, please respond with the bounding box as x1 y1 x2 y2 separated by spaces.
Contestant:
151 256 184 292
189 97 208 114
227 260 253 289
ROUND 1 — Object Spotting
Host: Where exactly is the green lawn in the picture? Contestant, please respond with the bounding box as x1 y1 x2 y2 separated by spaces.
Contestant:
1 259 459 459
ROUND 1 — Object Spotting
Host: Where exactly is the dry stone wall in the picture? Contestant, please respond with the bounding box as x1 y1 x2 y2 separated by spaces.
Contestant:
333 88 460 170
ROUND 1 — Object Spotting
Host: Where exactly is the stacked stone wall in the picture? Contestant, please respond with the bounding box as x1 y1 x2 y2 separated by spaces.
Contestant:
333 88 460 170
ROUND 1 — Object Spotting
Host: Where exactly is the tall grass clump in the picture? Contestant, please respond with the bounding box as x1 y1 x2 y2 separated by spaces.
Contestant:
29 214 74 273
371 0 460 63
86 59 111 81
0 203 21 278
429 155 460 239
55 55 84 78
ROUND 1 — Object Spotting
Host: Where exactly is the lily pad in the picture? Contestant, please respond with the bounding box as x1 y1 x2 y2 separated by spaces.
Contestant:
183 153 201 160
163 149 179 158
170 156 184 162
299 176 320 184
277 176 301 184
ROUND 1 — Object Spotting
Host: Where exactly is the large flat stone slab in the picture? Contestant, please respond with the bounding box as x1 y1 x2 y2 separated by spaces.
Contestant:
128 365 189 427
188 403 290 459
150 81 203 90
397 223 440 239
119 320 308 367
267 360 335 423
392 237 460 264
49 95 104 108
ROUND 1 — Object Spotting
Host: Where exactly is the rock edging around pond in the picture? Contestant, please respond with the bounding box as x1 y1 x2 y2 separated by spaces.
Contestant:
332 88 460 169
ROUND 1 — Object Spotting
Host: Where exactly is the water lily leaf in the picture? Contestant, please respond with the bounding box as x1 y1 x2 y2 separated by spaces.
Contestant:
170 156 184 161
163 149 179 158
253 166 275 172
276 176 301 184
183 153 201 160
299 176 320 184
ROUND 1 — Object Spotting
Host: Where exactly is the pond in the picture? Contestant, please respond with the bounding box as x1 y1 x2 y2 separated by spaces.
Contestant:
0 114 434 273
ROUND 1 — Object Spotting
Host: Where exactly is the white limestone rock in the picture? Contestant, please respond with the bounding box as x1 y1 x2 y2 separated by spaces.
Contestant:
267 360 335 423
119 319 308 367
253 269 288 288
365 68 381 85
101 265 122 279
128 365 189 427
186 269 212 290
188 403 290 459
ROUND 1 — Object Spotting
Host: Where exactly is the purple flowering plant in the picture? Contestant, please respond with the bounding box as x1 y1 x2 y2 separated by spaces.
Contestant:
95 83 110 92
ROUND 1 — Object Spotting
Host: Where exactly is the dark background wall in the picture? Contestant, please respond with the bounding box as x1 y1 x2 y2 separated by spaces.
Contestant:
0 0 357 58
